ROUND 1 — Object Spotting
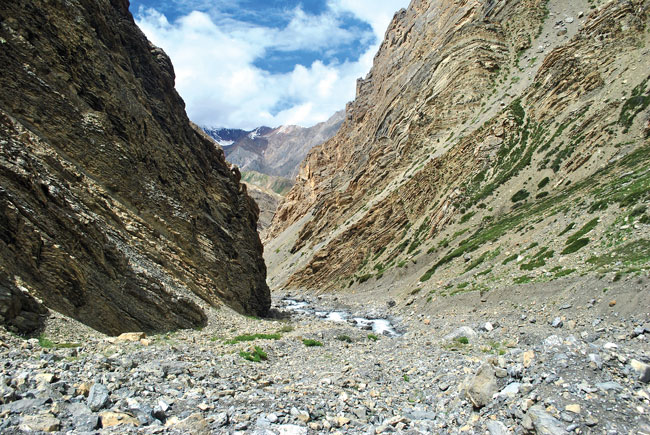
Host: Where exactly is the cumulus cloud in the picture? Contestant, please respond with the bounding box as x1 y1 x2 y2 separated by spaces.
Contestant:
134 2 408 129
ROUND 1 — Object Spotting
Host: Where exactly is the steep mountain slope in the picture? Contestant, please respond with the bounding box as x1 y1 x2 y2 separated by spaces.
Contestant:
0 0 270 335
266 0 650 296
221 110 345 179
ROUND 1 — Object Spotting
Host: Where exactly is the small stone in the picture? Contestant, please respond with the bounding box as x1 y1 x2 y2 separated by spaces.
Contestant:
20 414 60 432
588 353 603 370
596 381 623 392
557 28 567 36
603 342 618 350
214 412 228 427
585 416 599 426
170 413 210 435
565 404 581 414
565 17 574 23
76 382 91 397
484 322 494 332
333 416 351 427
578 11 584 18
267 413 278 423
523 405 568 434
631 359 650 383
35 373 57 384
116 332 146 342
466 364 498 408
551 317 563 328
486 420 508 435
523 350 535 368
87 383 110 412
609 300 616 307
99 411 140 428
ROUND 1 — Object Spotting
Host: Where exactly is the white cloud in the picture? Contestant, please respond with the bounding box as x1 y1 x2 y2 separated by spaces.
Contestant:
134 2 409 129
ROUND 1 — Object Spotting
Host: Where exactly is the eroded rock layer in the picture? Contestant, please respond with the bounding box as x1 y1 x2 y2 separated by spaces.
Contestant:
267 0 650 293
0 0 270 334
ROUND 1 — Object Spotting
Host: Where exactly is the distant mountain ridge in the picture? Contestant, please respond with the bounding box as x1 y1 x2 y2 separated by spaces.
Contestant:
203 111 345 179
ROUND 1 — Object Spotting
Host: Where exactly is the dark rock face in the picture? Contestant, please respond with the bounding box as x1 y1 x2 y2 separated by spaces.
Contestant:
0 0 270 334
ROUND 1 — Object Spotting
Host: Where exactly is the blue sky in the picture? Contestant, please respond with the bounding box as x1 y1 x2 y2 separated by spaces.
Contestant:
130 0 409 129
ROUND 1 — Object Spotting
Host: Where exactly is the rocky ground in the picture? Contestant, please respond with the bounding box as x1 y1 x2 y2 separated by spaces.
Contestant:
1 277 649 434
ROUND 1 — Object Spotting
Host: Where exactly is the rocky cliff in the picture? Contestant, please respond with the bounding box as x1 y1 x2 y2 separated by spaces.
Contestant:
0 0 270 334
266 0 650 295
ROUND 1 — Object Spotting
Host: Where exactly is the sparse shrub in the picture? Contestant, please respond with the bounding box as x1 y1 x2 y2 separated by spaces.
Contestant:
561 238 589 255
454 336 469 345
302 339 323 347
537 177 550 189
335 335 352 343
38 334 55 348
511 189 530 203
277 325 294 333
240 346 267 362
367 334 379 341
226 333 281 344
357 274 372 283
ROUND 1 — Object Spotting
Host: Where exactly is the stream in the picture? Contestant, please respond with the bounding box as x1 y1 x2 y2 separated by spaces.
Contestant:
281 299 401 337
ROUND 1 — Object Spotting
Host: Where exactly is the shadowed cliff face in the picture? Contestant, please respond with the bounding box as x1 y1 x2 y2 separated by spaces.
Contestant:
0 0 270 334
266 0 650 293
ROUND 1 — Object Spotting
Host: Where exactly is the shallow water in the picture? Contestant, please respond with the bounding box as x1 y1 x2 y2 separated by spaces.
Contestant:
282 299 400 336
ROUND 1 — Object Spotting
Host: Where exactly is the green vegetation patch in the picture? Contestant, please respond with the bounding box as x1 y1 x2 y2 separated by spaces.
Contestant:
514 275 533 284
240 346 268 362
335 335 352 343
367 334 379 341
226 333 281 344
558 222 575 237
302 339 323 347
561 238 590 255
538 177 550 189
520 247 554 271
619 77 650 132
587 239 650 268
566 218 599 246
554 268 576 278
511 189 530 203
38 334 80 349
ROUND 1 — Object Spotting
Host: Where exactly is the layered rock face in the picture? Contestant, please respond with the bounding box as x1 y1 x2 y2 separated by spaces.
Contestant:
0 0 270 334
224 110 345 179
267 0 650 293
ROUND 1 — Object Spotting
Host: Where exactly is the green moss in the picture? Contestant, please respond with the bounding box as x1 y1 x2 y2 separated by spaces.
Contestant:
514 275 533 284
619 77 650 132
510 98 525 126
454 336 469 345
520 247 554 270
302 339 323 347
226 333 281 344
240 346 268 362
561 238 590 255
538 177 550 189
554 268 576 278
357 274 372 283
566 218 599 245
502 253 518 265
459 211 477 224
558 222 575 237
367 334 379 341
511 189 530 203
587 239 650 268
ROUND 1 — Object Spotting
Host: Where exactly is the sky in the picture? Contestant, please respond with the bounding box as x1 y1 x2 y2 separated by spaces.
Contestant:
130 0 410 129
